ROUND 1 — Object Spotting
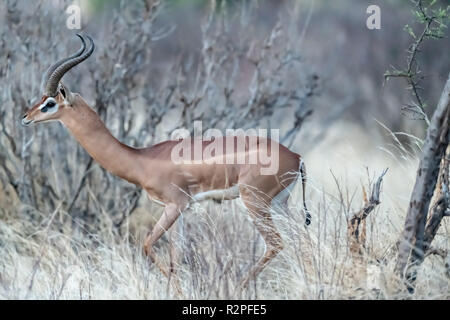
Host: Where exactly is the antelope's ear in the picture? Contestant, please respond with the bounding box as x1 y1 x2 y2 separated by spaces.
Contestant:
58 83 75 105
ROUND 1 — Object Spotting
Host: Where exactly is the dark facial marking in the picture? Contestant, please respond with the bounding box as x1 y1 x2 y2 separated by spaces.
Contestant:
41 100 56 113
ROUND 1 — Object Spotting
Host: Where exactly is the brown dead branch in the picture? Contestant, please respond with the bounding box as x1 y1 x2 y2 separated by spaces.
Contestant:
347 168 388 257
425 247 448 259
423 144 450 253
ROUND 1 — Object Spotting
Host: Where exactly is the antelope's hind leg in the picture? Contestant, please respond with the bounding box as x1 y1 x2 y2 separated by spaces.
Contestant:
238 189 284 290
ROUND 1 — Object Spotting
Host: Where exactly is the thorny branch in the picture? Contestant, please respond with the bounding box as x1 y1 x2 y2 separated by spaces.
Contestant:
384 0 450 124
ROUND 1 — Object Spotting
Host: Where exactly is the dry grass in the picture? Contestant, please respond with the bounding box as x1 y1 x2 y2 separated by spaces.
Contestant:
1 123 449 300
1 0 449 300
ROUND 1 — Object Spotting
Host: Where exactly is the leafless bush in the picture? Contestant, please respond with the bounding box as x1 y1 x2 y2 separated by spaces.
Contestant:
0 0 317 234
0 0 448 300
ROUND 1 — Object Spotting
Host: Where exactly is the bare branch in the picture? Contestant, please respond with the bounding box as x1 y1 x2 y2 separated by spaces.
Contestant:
347 169 388 256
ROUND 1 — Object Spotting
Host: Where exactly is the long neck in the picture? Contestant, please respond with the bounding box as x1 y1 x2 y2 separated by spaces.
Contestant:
60 96 143 185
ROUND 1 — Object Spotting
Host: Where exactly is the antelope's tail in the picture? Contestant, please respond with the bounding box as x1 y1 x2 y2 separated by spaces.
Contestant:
299 159 311 226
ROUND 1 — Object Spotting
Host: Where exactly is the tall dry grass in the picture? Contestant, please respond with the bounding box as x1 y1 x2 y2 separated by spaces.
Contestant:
1 124 449 299
0 0 449 299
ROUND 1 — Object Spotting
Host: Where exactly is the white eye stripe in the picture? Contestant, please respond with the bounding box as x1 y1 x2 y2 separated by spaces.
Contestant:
38 98 57 109
39 97 59 114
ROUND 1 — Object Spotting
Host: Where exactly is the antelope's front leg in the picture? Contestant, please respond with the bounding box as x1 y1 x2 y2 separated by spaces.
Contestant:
144 203 182 279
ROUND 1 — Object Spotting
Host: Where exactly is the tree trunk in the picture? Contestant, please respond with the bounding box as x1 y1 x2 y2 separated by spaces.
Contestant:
395 73 450 284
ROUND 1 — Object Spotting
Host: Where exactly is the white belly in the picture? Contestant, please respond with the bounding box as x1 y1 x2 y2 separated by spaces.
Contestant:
192 185 240 202
146 185 240 207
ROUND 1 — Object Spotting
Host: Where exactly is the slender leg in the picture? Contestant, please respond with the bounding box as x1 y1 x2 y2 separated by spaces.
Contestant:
168 219 183 294
144 203 183 278
238 192 284 290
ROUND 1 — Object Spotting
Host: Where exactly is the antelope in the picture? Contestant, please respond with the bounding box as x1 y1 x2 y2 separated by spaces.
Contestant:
22 34 310 293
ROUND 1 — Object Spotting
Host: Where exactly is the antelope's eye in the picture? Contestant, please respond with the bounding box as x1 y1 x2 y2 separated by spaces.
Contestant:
41 101 56 113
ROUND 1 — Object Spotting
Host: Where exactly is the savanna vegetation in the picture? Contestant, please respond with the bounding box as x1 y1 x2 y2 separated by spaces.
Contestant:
0 0 448 299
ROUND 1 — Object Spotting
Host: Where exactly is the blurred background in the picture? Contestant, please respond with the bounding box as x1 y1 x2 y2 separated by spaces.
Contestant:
0 0 448 299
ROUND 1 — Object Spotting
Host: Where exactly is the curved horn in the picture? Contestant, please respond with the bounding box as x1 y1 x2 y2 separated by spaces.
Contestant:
44 35 95 97
42 34 86 90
